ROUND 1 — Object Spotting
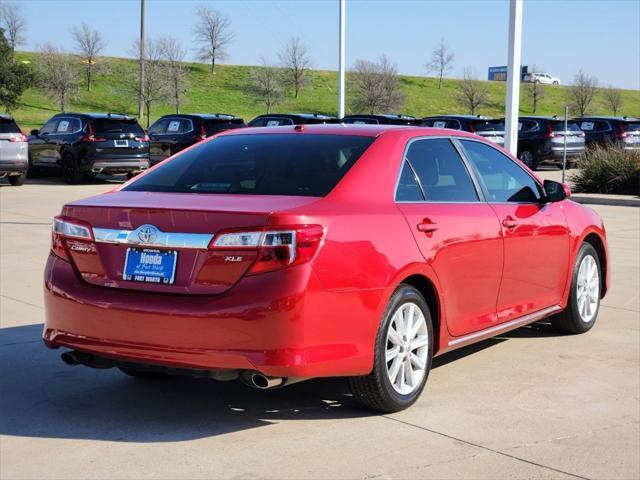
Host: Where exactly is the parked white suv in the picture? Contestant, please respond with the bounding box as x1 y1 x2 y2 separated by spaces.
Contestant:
524 72 561 85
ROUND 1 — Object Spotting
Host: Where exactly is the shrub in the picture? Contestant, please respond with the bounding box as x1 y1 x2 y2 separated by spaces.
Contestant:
571 144 640 195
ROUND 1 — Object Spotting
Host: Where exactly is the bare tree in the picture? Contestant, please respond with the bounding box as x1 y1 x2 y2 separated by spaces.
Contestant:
36 43 79 112
426 39 454 89
71 22 106 91
603 86 623 116
159 36 188 114
0 1 26 62
278 37 311 98
455 69 489 115
350 55 404 114
193 6 233 74
567 69 598 117
525 66 545 114
248 58 282 113
130 38 170 127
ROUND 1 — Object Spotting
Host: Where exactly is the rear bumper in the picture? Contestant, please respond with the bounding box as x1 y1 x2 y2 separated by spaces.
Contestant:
549 148 584 161
0 158 28 174
90 159 150 173
43 253 371 378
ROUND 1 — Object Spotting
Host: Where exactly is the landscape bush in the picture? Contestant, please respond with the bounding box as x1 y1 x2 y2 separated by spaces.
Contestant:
571 144 640 195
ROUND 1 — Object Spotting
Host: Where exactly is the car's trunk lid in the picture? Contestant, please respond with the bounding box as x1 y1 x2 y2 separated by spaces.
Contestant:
61 191 320 295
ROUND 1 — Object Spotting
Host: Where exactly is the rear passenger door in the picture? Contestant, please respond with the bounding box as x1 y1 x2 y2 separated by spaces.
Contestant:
459 139 570 322
395 137 504 337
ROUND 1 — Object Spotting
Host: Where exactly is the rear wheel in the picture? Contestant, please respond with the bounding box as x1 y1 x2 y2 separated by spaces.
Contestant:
551 243 601 334
349 284 433 412
520 150 538 170
62 152 84 185
8 172 26 186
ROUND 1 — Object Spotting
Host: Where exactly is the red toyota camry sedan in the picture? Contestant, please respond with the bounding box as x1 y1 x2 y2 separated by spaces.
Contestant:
43 124 609 412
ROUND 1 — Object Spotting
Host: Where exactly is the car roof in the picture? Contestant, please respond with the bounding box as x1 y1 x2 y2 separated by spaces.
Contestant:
573 116 640 122
252 113 336 120
421 115 493 121
0 113 14 121
519 116 568 121
57 112 136 121
157 113 239 120
217 123 482 139
342 114 417 120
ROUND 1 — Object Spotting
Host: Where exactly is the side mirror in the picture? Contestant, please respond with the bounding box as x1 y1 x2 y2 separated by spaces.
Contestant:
30 129 39 136
544 179 570 202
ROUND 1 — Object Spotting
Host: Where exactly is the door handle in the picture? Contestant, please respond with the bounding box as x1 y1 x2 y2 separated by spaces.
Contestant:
502 217 518 229
417 219 439 233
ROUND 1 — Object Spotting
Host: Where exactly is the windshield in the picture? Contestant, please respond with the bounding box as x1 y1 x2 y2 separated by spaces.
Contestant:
124 134 375 196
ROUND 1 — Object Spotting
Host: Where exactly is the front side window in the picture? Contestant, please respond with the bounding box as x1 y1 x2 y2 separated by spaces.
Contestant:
125 134 374 197
400 138 479 202
460 139 543 203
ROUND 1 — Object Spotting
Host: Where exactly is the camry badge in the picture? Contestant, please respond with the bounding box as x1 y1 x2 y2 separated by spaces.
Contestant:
137 225 159 244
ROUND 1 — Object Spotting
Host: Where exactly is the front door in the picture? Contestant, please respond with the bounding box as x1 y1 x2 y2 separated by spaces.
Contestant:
458 139 570 322
395 138 504 337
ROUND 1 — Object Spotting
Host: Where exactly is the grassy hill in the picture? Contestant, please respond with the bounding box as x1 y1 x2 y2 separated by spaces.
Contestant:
11 51 640 130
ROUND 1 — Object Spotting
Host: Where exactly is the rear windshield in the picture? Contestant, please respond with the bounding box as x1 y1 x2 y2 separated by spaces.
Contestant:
124 134 375 196
249 117 294 127
204 119 245 135
92 119 145 135
421 119 461 129
0 119 20 134
622 122 640 132
149 118 193 134
342 118 379 124
471 120 504 132
551 121 582 132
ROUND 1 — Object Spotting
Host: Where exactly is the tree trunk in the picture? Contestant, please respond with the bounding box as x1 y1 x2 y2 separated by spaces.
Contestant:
211 57 215 74
146 102 151 128
87 66 92 91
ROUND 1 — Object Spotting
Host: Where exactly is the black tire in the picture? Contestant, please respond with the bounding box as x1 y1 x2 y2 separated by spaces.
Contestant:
8 172 26 186
349 284 433 413
118 367 169 379
62 152 84 185
520 150 538 170
551 243 602 334
553 81 559 85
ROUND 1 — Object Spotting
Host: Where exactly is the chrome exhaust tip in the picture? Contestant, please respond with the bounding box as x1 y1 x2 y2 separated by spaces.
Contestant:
61 351 82 366
250 373 285 389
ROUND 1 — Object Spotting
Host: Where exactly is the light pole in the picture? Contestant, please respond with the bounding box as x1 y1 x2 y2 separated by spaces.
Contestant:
138 0 146 121
338 0 345 119
504 0 523 156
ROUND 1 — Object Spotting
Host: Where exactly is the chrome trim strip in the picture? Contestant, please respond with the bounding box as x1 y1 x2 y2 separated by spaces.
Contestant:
93 227 214 249
447 305 562 347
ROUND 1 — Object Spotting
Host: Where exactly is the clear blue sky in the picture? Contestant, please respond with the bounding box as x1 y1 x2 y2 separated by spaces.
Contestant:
19 0 640 90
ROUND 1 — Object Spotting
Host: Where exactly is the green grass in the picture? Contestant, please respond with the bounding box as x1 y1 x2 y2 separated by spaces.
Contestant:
10 51 640 130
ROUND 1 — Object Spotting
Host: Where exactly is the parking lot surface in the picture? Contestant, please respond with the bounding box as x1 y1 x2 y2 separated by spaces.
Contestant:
1 177 639 480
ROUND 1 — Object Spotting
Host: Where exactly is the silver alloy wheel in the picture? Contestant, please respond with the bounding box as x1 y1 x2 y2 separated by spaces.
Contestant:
521 151 534 167
385 302 429 395
576 254 600 323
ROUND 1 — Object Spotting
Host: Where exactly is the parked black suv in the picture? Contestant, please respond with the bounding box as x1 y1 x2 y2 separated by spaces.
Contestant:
573 116 640 150
420 115 505 147
341 114 420 125
512 116 586 170
28 113 149 184
247 113 338 127
148 113 246 165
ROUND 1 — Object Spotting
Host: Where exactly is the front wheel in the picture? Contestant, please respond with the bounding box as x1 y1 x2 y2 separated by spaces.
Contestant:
551 243 602 334
62 153 84 185
349 284 433 412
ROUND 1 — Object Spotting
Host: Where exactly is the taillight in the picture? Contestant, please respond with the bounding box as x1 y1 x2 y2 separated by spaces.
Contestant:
616 126 627 139
209 225 324 275
468 123 476 133
80 124 106 142
51 216 94 261
8 133 27 142
543 124 556 138
135 134 150 142
195 125 207 142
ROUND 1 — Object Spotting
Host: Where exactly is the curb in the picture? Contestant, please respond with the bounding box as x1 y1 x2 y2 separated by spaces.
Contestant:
571 195 640 208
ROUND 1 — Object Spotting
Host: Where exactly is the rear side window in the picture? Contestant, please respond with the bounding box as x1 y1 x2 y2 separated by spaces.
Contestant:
460 139 543 203
124 134 374 197
149 118 193 134
54 117 81 134
518 120 538 132
92 119 145 135
401 138 478 202
0 119 20 134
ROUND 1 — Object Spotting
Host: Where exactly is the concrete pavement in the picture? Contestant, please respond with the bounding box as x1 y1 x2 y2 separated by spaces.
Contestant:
1 177 639 480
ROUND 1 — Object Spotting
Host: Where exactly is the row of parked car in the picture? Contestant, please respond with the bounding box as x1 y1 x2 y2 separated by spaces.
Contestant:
1 111 638 186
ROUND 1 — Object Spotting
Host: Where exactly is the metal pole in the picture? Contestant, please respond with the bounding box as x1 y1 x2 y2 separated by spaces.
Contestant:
137 0 146 121
562 105 569 184
338 0 346 119
504 0 523 156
